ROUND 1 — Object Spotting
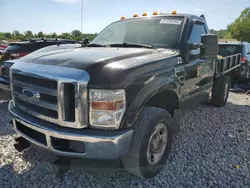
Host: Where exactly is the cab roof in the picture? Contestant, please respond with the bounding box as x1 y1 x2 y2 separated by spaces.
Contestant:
119 12 206 22
158 13 205 22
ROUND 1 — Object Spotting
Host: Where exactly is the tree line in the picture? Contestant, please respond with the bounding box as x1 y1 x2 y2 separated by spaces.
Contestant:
0 7 249 42
208 7 250 41
0 30 98 42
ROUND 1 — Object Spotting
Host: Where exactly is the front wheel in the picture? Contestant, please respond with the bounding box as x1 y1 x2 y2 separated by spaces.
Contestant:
122 107 173 179
211 75 230 107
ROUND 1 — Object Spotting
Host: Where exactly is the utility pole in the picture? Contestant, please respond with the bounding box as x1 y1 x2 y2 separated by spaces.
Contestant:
81 0 83 33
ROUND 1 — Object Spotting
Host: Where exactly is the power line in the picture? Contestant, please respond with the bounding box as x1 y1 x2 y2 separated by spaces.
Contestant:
81 0 83 33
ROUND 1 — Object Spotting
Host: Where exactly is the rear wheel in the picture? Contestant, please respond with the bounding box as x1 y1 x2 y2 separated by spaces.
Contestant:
211 75 230 107
122 107 173 179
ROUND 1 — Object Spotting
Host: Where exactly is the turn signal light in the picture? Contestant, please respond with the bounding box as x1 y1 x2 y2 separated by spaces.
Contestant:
91 101 124 111
142 12 147 16
121 16 125 20
153 11 158 15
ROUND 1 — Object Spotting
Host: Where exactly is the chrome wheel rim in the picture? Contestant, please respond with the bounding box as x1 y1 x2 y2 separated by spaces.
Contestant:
146 123 168 165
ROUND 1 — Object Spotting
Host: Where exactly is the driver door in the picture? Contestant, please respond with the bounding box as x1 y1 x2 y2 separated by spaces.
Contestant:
182 22 214 106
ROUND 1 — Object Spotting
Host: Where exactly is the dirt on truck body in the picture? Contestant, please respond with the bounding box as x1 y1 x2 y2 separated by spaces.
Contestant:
8 11 241 179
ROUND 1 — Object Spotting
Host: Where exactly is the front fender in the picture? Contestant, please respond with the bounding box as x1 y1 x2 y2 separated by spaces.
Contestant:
121 75 181 128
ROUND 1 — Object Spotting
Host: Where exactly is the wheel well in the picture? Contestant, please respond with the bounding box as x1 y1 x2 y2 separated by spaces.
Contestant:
145 90 179 117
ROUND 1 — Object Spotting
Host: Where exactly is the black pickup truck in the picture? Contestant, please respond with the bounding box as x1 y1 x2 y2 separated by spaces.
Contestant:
8 11 241 179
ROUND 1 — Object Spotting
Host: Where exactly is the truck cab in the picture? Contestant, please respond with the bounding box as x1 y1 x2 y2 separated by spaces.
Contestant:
8 11 240 179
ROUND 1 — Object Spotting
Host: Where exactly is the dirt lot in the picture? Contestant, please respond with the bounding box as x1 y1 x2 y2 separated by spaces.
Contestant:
0 92 250 188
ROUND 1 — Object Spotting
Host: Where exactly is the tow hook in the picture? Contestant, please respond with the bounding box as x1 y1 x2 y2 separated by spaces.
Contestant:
14 137 31 152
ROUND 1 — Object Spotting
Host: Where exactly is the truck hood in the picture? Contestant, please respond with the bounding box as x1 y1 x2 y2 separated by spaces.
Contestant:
12 47 180 87
18 47 178 70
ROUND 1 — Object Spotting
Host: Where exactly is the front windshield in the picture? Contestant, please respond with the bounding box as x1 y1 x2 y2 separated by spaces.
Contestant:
91 17 184 49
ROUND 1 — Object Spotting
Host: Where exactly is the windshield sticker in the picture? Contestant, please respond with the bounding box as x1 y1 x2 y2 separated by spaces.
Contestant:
160 19 182 25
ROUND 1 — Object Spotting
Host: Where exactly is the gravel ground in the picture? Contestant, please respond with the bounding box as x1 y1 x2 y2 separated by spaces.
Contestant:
0 92 250 188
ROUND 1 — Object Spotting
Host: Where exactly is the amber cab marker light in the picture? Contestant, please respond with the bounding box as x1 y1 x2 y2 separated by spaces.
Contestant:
121 16 125 20
152 11 158 15
142 12 147 16
171 10 177 14
133 14 138 17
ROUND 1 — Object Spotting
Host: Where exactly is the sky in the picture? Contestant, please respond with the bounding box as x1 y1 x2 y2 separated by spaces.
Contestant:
0 0 248 34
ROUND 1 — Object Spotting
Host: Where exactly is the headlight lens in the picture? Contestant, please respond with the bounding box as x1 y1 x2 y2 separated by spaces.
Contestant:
89 89 126 130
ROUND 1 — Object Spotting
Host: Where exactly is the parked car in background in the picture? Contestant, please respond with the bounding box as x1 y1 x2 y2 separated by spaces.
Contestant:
0 44 8 50
218 41 250 90
0 38 80 65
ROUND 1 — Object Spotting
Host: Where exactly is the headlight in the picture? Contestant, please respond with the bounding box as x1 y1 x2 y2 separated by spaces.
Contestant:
89 89 126 130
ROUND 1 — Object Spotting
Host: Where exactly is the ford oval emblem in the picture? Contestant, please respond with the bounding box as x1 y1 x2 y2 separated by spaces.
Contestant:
22 88 40 101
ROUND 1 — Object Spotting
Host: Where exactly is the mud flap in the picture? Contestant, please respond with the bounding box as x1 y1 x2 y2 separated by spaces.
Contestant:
170 109 182 135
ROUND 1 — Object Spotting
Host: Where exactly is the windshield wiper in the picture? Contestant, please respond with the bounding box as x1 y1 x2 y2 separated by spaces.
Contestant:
109 42 154 49
87 43 107 47
87 42 154 49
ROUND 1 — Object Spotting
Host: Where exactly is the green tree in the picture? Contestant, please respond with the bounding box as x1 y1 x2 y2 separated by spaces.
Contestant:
0 33 4 40
71 30 83 41
25 30 33 38
51 32 58 38
4 32 12 39
209 29 230 39
217 30 229 39
13 30 20 37
37 31 44 38
227 7 250 42
60 32 72 39
85 33 98 42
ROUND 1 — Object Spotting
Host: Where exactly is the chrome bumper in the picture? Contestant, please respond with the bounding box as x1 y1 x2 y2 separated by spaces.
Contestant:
9 100 133 159
0 77 10 91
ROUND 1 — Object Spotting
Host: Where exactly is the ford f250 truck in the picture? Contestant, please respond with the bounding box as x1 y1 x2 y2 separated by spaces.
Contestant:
8 11 241 179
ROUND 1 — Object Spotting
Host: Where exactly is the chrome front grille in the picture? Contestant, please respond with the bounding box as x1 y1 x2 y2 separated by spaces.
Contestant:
12 74 59 120
10 62 90 129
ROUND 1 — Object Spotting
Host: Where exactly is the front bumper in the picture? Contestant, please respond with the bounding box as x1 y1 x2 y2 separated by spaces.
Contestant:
0 76 10 91
9 100 133 159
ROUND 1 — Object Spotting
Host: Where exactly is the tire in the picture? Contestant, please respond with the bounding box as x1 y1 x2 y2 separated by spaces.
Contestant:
0 89 11 101
122 106 174 179
211 75 230 107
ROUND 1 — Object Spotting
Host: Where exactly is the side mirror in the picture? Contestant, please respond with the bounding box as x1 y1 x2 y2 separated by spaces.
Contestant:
81 38 89 47
200 34 218 60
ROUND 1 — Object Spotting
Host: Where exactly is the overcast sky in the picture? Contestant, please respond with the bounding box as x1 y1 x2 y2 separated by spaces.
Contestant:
0 0 248 34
